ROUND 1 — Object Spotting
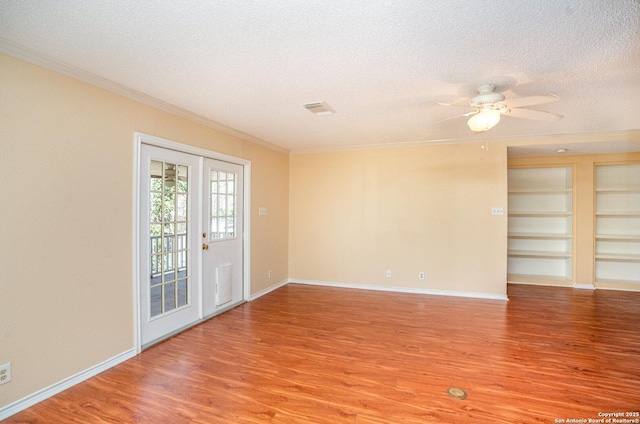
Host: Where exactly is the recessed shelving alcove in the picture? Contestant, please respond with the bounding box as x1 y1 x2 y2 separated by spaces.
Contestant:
594 163 640 289
507 166 574 285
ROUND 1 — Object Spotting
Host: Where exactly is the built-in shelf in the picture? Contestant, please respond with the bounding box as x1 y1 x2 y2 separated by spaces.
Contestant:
508 250 572 258
509 188 572 194
595 253 640 261
507 166 574 283
509 232 572 239
595 212 640 217
594 163 640 288
594 278 640 286
596 234 640 241
507 273 573 282
595 188 640 193
509 211 572 217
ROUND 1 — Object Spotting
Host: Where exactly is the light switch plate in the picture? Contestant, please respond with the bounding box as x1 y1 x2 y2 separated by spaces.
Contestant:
491 207 504 215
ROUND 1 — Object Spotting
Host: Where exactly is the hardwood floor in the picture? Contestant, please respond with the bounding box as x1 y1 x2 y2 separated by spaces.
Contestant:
6 284 640 423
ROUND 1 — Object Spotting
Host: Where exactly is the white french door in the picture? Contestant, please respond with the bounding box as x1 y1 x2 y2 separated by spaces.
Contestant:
139 144 202 346
137 138 248 348
202 158 244 316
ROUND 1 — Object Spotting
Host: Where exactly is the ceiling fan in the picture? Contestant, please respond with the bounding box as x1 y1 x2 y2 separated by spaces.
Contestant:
438 84 564 132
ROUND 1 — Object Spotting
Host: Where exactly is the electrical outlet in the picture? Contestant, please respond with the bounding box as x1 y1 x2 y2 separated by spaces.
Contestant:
386 269 392 278
419 272 425 280
268 270 272 278
0 363 11 386
491 207 504 215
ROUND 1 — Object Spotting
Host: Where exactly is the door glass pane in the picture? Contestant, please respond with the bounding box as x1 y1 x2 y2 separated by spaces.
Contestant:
150 285 162 317
177 279 188 307
149 161 190 318
149 193 162 223
209 169 237 240
176 194 188 221
176 165 188 192
164 282 176 313
162 192 175 222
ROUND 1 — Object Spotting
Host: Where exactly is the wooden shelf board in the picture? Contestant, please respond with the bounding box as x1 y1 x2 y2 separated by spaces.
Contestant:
595 212 640 217
596 234 640 241
508 188 572 194
507 273 572 283
595 278 640 286
509 211 572 217
595 253 640 261
508 250 572 258
508 232 572 239
596 188 640 193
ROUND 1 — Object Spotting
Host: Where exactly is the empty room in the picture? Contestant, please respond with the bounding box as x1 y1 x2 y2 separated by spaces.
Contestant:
1 1 639 422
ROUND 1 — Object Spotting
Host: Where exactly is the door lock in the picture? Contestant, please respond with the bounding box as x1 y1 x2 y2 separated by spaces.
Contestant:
202 232 207 238
202 243 209 250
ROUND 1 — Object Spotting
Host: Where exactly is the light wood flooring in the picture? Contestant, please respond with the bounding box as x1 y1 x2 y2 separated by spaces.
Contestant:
6 283 640 423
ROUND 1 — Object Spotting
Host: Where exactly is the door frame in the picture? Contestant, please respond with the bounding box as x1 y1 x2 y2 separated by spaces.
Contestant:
133 132 251 353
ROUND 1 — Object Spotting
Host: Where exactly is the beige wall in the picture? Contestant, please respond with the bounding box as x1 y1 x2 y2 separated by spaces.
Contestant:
0 53 289 407
508 151 640 289
289 143 509 297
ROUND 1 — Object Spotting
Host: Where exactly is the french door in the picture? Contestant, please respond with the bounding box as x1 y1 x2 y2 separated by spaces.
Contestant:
138 142 245 347
202 158 244 316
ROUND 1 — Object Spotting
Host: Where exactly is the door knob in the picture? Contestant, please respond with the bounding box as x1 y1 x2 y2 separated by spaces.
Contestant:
202 243 209 250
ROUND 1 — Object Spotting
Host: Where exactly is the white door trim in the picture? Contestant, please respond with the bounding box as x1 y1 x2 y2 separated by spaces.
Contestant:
133 132 251 353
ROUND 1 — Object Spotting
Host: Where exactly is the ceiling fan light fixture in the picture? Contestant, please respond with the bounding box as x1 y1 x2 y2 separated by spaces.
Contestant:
467 108 501 132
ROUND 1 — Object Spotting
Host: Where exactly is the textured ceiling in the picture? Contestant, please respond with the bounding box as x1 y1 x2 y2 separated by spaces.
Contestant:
1 0 639 153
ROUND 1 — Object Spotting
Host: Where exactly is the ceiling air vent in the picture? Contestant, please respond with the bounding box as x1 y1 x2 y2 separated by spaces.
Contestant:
303 101 336 116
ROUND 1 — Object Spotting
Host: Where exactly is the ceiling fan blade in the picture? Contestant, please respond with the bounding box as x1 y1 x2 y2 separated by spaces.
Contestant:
437 102 473 109
503 94 560 108
424 111 477 128
505 108 564 122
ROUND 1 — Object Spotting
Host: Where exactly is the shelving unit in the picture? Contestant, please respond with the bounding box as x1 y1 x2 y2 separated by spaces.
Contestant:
594 163 640 288
507 166 574 284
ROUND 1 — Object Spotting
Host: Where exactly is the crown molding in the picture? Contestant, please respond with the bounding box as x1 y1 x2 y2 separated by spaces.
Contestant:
289 136 481 155
0 38 289 155
502 129 640 145
290 129 640 155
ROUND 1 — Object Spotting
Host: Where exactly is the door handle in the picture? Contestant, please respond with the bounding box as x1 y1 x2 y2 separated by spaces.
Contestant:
202 243 209 250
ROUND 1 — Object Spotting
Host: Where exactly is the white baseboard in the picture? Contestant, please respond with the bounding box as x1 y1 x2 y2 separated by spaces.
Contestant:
250 279 289 301
290 279 509 301
0 348 137 421
574 283 596 290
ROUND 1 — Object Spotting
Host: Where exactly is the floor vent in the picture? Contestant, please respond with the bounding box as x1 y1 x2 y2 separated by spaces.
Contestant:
446 387 468 400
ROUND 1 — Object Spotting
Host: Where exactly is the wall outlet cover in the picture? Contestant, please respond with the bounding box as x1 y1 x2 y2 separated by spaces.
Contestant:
0 363 11 386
